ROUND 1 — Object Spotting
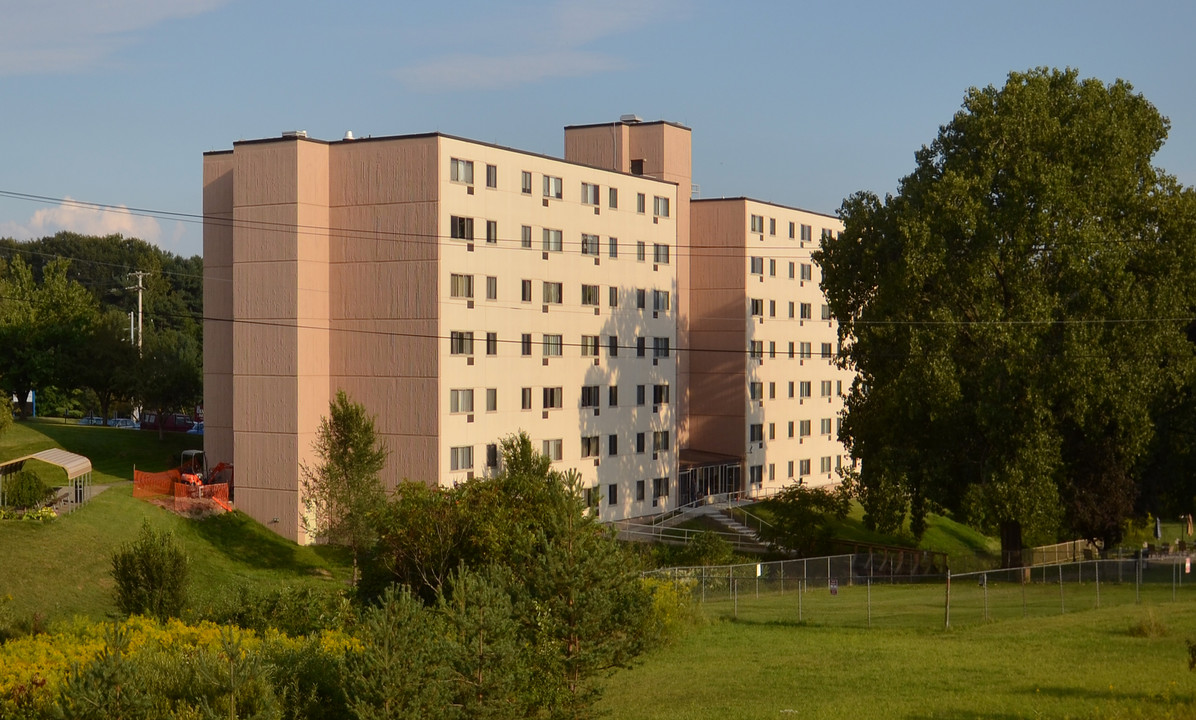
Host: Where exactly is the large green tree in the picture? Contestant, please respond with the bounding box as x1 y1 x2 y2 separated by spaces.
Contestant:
301 390 389 586
816 68 1196 563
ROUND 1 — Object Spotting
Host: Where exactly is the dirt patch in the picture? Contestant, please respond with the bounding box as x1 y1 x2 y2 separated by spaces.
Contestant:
147 497 226 520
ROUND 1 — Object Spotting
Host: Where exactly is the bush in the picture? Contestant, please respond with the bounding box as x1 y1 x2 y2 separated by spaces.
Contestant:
2 471 54 511
110 521 189 621
189 583 355 635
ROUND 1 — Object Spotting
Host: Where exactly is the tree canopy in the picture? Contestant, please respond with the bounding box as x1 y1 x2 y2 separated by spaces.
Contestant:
815 68 1196 561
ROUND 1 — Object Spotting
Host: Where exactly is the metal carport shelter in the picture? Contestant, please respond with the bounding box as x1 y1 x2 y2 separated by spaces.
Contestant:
0 448 93 510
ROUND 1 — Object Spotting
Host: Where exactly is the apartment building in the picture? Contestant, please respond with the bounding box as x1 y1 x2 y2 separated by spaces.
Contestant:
204 126 681 541
686 198 853 501
202 118 851 542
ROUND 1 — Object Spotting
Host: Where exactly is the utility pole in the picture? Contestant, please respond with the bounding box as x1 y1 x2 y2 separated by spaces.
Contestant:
125 271 148 357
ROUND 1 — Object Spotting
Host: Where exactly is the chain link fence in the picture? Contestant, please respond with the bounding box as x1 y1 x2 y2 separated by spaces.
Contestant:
645 554 1196 629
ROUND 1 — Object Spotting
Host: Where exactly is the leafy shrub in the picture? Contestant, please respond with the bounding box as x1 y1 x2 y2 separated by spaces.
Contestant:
189 583 355 635
680 531 735 567
110 521 189 621
2 471 54 511
1129 609 1168 638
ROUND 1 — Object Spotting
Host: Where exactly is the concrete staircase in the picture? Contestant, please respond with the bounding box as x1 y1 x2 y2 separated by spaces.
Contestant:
691 504 771 553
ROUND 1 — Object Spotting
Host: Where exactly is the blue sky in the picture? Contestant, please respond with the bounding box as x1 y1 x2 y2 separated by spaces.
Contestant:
1 0 1194 258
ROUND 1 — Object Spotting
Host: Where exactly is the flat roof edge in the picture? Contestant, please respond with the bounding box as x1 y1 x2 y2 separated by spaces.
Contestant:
692 196 840 221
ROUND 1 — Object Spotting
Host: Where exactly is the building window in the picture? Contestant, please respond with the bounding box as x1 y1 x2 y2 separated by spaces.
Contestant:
521 225 532 248
585 487 599 509
789 342 795 359
800 264 813 281
636 385 646 406
581 335 599 356
521 279 532 302
800 303 812 320
799 420 811 437
769 382 776 399
636 289 646 309
637 241 646 262
799 459 811 476
486 220 497 244
636 432 646 453
543 282 563 304
750 257 764 275
749 424 763 442
823 228 836 241
543 228 563 252
749 382 763 400
769 463 775 481
450 273 473 298
750 214 764 233
607 483 618 505
789 221 796 239
543 439 562 461
450 331 473 355
609 287 619 307
581 435 600 457
822 304 832 320
486 443 499 468
653 384 669 405
788 421 794 438
800 342 812 359
821 343 833 359
485 164 497 189
521 333 532 356
769 259 776 277
543 175 562 199
769 423 776 440
636 193 646 213
750 298 763 317
521 387 532 410
749 465 763 485
636 479 645 500
486 332 497 356
450 446 473 471
609 385 618 406
821 380 833 397
449 389 473 414
581 182 600 205
581 284 600 306
789 262 796 279
610 435 620 456
486 388 497 412
486 276 497 300
653 431 670 452
750 340 763 359
821 456 833 473
800 224 812 242
653 196 670 218
653 290 670 312
450 216 473 240
821 418 832 435
608 237 618 258
800 381 811 398
653 243 671 264
789 381 795 398
609 187 618 208
653 337 670 358
608 335 619 356
450 158 473 184
581 233 600 256
769 300 776 317
543 387 563 409
653 477 669 499
542 334 562 357
769 218 776 235
521 171 532 194
636 337 646 357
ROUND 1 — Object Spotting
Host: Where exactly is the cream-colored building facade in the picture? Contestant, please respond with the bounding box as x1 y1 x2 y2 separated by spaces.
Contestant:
203 119 850 542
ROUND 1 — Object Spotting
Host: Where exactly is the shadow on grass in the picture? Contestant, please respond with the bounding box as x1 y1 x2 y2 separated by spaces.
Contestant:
1027 683 1193 706
190 511 322 573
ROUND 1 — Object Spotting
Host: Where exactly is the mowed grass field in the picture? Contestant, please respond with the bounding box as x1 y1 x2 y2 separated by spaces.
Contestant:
600 589 1196 719
0 419 351 621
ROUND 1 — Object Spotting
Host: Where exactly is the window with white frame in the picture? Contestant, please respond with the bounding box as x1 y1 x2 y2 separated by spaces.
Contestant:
799 459 811 476
799 342 812 359
820 418 832 435
799 381 811 398
542 334 562 357
449 389 473 413
799 419 811 437
450 446 473 471
820 456 832 473
800 264 813 281
800 224 812 242
821 380 832 397
543 175 562 199
653 196 670 218
450 158 473 184
450 273 473 298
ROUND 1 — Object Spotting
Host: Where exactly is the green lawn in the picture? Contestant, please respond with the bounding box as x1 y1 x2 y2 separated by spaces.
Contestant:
600 592 1196 719
0 418 351 622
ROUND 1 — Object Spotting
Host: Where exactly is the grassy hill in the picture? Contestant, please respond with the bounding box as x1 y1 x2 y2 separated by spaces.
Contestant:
0 419 351 622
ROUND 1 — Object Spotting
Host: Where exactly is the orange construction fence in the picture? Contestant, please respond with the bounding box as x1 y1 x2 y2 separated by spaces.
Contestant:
134 467 232 513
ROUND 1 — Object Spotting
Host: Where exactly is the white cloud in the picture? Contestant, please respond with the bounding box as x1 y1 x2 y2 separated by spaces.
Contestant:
0 0 228 75
0 198 161 242
393 0 675 91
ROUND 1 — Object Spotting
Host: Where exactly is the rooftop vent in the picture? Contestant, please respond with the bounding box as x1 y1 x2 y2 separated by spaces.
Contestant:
344 130 356 140
282 130 308 139
619 114 642 124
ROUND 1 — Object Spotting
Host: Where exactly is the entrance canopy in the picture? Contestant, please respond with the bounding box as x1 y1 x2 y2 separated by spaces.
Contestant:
0 448 94 509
